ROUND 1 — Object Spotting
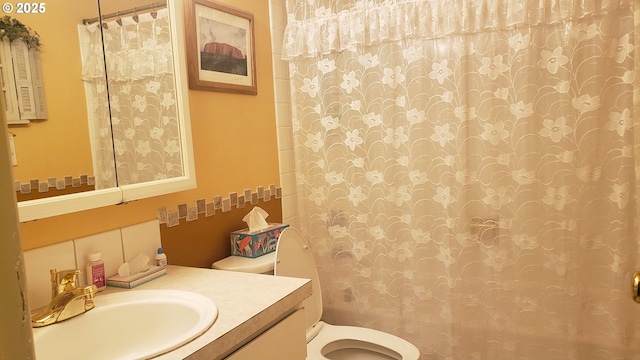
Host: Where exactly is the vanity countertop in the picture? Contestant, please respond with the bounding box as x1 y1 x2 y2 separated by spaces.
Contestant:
103 265 312 360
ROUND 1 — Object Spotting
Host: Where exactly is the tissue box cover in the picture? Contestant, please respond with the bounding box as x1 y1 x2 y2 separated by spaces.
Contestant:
231 223 289 258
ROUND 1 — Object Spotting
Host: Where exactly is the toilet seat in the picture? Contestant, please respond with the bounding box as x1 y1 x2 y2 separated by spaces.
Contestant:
308 321 420 360
275 228 420 360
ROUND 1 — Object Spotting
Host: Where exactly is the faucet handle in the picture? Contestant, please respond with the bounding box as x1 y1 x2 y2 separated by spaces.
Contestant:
50 269 81 298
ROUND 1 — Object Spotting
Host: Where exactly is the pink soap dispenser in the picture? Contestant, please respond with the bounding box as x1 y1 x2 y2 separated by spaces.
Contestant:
86 252 106 291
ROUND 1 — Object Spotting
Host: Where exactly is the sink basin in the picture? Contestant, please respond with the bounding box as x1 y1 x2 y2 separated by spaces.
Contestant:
32 289 218 360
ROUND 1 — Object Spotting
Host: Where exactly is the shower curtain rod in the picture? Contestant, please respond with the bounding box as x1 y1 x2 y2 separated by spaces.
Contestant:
82 1 166 25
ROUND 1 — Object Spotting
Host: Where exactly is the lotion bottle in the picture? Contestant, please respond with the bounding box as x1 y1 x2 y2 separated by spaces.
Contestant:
155 247 167 268
86 252 106 291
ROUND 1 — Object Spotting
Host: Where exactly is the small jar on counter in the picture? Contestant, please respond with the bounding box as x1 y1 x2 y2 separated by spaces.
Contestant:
155 247 167 268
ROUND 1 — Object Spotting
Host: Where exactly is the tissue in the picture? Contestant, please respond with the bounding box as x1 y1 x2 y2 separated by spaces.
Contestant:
117 253 150 278
242 206 269 232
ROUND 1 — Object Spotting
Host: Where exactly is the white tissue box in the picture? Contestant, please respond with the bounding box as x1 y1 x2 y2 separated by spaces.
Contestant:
106 266 167 289
230 223 289 258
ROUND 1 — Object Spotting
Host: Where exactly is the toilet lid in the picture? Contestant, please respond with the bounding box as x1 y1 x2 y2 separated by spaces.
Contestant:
274 228 323 330
211 252 275 273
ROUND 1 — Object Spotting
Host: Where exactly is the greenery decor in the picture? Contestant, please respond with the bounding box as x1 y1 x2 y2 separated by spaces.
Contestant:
0 16 40 48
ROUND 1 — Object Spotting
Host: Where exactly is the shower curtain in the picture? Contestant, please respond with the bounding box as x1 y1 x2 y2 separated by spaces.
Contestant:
283 0 640 358
78 8 182 189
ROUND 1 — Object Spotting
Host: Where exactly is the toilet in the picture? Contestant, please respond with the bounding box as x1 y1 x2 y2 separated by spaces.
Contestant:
212 251 276 274
275 227 420 360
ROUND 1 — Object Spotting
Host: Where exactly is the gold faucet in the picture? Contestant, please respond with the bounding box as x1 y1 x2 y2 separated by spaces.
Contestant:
31 269 98 327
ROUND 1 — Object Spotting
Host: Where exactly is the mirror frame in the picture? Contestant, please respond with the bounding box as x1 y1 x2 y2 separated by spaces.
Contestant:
17 0 196 222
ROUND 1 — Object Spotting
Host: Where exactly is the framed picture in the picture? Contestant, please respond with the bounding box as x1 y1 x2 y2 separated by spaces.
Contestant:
185 0 257 95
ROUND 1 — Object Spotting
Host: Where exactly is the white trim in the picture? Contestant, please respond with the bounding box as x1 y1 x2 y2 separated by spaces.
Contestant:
18 188 122 222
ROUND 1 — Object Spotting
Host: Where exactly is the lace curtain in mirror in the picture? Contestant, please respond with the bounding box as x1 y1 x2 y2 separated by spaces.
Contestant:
79 8 182 190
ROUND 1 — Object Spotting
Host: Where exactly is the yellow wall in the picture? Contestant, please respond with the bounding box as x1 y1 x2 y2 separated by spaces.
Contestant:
10 0 96 182
19 0 280 251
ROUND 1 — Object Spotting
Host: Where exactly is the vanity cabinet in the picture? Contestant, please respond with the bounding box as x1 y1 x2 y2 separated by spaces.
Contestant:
225 308 307 360
136 266 312 360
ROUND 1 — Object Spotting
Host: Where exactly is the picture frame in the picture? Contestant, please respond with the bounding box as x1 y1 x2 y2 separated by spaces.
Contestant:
185 0 257 95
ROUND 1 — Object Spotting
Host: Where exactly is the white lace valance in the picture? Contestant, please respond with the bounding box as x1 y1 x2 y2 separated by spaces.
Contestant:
79 9 173 81
282 0 633 59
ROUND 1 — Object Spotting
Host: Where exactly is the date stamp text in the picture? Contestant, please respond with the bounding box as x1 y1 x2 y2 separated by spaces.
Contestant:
2 3 46 14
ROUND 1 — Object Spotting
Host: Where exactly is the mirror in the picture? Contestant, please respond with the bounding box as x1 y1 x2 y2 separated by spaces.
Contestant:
9 0 110 198
14 0 195 222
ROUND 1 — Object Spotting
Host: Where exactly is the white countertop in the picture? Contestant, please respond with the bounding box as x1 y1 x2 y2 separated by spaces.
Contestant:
103 265 312 360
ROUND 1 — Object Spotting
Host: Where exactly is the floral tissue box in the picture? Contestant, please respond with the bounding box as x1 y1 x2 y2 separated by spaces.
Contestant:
230 223 289 258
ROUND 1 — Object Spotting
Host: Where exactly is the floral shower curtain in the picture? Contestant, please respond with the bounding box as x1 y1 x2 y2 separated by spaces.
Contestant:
78 8 182 189
283 0 640 358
